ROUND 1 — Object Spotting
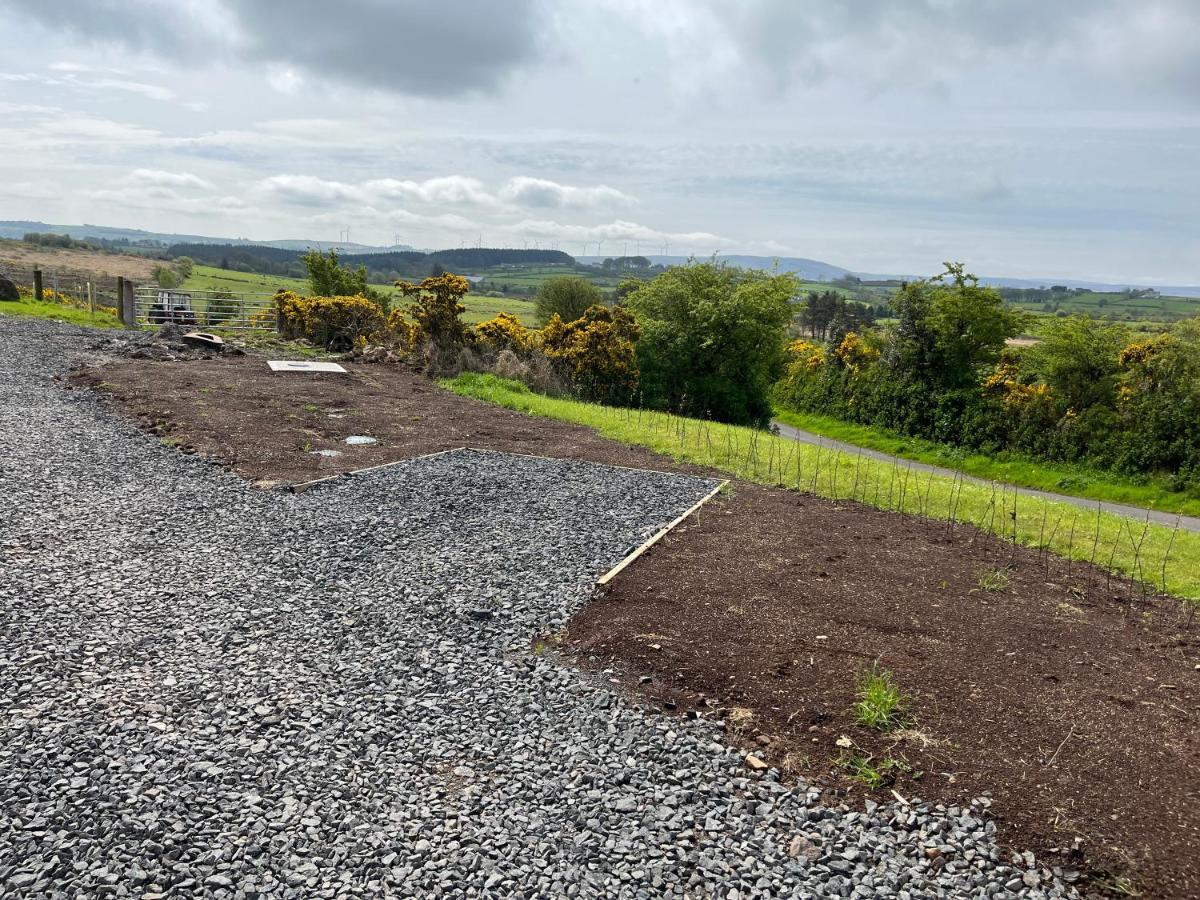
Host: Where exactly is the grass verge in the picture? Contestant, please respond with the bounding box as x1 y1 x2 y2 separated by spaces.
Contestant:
772 407 1200 518
445 373 1200 600
0 298 124 329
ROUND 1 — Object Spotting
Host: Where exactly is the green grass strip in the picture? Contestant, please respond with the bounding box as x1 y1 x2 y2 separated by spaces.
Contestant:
772 408 1200 518
445 373 1200 601
0 299 124 329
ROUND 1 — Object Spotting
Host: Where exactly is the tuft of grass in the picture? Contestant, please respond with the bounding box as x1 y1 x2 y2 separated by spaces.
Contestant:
978 568 1011 592
443 374 1200 600
1089 874 1142 897
853 667 909 731
836 752 908 789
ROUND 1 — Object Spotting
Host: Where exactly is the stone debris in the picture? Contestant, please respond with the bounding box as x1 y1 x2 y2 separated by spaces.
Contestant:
87 323 244 361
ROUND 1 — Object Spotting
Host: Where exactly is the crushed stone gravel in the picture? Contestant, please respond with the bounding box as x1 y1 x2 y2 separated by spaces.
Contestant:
0 318 1078 898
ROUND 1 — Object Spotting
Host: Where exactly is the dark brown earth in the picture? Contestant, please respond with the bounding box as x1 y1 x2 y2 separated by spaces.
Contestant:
571 486 1200 899
73 354 1200 898
70 356 705 484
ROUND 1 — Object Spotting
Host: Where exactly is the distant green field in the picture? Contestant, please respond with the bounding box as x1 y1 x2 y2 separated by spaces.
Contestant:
474 264 623 295
180 264 538 326
1006 289 1200 323
181 267 309 295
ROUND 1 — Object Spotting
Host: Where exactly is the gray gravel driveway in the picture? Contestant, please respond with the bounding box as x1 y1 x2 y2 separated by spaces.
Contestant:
1 319 1078 898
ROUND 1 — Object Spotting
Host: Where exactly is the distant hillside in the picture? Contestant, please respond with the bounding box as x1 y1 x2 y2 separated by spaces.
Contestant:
167 243 574 281
853 268 1200 299
0 221 413 254
578 254 850 282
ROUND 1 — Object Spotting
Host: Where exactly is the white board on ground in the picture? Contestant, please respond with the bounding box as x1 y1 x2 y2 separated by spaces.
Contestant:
267 360 348 373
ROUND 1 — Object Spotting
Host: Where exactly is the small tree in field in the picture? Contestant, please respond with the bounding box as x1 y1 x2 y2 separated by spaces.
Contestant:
152 265 179 289
535 276 604 325
302 248 376 299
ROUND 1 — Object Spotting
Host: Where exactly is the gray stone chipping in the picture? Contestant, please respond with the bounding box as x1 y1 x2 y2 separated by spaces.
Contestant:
0 318 1078 898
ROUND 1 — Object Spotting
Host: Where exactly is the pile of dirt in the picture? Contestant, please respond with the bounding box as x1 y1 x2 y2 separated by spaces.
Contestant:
568 485 1200 898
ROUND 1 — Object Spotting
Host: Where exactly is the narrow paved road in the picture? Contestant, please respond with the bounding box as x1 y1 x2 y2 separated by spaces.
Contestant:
771 419 1200 533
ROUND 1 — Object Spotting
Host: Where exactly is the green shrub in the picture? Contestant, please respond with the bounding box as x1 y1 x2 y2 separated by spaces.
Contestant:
535 276 604 325
627 261 796 425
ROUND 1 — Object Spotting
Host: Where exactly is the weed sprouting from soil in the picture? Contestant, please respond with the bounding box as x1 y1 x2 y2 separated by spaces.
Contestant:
725 706 755 736
978 567 1011 592
836 752 908 789
1090 873 1142 897
854 667 909 731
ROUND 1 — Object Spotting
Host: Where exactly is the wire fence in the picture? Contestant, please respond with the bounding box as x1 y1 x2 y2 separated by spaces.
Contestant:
0 263 121 310
1 263 281 332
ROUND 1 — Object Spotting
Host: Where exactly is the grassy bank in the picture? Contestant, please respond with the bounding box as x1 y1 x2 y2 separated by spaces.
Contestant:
446 373 1200 600
0 298 124 329
772 408 1200 518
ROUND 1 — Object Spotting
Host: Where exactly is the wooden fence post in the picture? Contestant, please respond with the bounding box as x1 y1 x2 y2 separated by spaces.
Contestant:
116 276 124 317
33 269 43 301
122 280 136 327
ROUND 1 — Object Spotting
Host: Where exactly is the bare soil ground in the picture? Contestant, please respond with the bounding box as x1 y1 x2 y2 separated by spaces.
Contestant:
571 487 1200 899
72 353 1200 898
0 240 160 281
69 355 705 484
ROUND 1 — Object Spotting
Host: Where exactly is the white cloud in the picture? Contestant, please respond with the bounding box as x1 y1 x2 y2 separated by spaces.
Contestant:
7 0 546 98
257 174 636 213
499 176 635 210
365 176 498 207
123 169 215 191
267 66 304 95
256 174 361 206
514 218 732 252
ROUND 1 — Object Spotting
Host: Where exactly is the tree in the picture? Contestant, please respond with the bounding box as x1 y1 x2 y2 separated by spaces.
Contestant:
926 263 1028 385
1031 316 1128 412
152 265 179 289
397 273 471 346
301 248 372 298
626 262 797 425
174 256 194 281
535 276 604 325
541 305 641 404
890 263 1027 388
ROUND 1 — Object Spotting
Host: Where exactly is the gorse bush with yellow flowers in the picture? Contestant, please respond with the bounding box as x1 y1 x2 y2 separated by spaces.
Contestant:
773 264 1200 490
540 305 640 404
275 291 388 350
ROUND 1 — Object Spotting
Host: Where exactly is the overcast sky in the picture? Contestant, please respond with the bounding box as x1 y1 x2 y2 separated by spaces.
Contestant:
1 0 1197 283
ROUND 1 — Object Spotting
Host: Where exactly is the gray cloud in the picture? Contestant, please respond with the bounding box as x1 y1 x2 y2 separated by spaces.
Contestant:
652 0 1200 103
3 0 545 96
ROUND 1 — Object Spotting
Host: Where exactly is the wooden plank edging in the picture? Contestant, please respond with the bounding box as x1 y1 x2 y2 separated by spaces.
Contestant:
290 445 728 590
595 479 729 588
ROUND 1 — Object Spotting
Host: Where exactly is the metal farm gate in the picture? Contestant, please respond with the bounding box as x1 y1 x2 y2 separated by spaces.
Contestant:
132 287 277 331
